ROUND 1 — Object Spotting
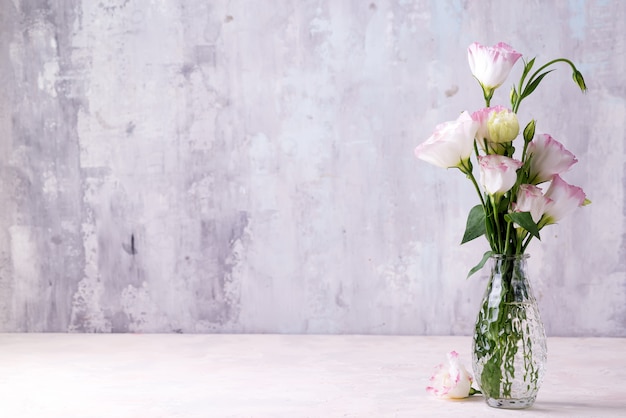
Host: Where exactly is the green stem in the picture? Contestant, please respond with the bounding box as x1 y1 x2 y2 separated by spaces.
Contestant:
516 229 525 254
521 234 533 253
513 58 579 113
480 202 496 253
469 173 486 209
458 161 499 252
503 222 513 255
528 58 578 85
491 197 503 253
459 161 486 208
483 86 493 108
521 135 530 163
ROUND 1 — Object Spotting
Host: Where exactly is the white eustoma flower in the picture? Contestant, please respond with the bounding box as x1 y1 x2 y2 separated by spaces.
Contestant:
527 133 578 184
468 42 522 92
414 111 479 169
543 175 587 224
426 351 473 399
512 184 553 224
478 155 523 196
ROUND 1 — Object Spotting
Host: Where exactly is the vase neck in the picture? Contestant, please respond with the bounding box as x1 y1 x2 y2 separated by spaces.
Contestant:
491 253 530 261
488 254 534 303
490 255 529 274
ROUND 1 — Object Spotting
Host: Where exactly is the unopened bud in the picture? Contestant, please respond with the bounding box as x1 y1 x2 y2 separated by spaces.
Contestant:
573 70 587 93
523 119 536 143
510 86 518 106
487 109 520 143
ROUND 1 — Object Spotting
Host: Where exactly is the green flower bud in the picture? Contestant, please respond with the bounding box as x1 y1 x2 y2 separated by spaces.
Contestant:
510 86 519 107
573 70 587 93
523 119 536 143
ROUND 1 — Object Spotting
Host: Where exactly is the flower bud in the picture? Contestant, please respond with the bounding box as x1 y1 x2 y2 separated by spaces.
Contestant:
510 85 518 106
487 108 520 143
523 119 536 144
573 70 587 93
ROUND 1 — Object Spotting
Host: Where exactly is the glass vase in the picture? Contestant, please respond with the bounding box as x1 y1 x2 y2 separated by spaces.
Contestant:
472 254 547 409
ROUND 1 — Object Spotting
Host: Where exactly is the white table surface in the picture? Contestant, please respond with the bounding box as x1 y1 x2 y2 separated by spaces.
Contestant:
0 334 624 417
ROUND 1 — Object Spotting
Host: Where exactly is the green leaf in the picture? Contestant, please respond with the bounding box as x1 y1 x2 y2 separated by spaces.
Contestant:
481 355 503 398
461 205 486 244
521 70 555 99
522 57 536 81
469 387 482 396
505 211 541 239
504 143 515 158
467 250 494 279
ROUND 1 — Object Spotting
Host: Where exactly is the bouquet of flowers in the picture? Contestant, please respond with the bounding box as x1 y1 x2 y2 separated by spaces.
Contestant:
416 42 589 407
415 42 589 275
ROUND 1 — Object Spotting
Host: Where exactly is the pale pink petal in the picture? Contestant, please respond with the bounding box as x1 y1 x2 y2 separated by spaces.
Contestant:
426 351 474 399
512 184 553 224
415 111 479 168
543 175 586 223
527 133 578 184
478 155 523 195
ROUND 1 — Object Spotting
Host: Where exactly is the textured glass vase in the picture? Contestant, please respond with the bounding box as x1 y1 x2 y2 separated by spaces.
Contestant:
472 254 547 409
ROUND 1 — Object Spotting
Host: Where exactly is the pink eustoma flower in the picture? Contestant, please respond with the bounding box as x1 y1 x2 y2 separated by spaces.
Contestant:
426 351 473 399
478 155 523 196
543 175 587 224
527 133 578 184
512 184 553 224
467 42 522 92
415 111 479 169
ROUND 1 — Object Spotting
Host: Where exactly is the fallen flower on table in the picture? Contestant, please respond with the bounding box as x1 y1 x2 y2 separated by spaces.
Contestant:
426 351 481 399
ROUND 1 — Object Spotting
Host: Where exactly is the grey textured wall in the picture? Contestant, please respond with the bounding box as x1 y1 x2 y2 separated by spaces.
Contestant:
0 0 624 335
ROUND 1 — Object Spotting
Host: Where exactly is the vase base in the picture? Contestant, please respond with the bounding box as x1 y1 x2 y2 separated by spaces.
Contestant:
485 396 536 409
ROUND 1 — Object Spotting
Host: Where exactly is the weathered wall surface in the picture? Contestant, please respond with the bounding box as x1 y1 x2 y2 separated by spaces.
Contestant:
0 0 624 335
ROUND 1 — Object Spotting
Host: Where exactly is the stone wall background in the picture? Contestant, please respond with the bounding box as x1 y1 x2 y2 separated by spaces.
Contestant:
0 0 624 335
